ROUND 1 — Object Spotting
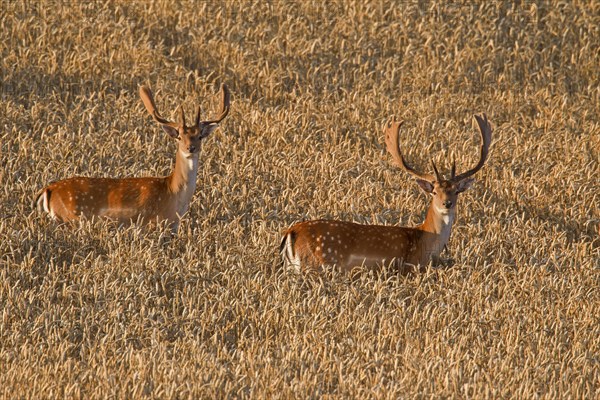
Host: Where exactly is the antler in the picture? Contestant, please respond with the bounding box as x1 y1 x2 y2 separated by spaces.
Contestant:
431 161 443 182
385 120 436 182
139 86 180 129
195 106 202 127
451 114 493 182
178 106 186 127
201 84 230 125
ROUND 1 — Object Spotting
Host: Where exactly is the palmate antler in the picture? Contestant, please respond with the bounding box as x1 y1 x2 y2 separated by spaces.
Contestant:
385 114 492 183
140 84 230 129
385 120 436 182
139 86 181 129
450 114 493 183
202 84 231 125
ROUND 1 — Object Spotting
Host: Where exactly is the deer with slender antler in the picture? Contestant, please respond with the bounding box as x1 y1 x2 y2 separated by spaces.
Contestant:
281 114 492 274
33 84 230 232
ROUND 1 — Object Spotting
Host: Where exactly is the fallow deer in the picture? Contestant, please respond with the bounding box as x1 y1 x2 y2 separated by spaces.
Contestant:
33 84 230 232
281 114 492 274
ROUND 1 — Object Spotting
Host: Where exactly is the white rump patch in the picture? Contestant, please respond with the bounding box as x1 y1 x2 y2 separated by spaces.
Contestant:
36 190 54 218
39 191 49 213
282 233 301 273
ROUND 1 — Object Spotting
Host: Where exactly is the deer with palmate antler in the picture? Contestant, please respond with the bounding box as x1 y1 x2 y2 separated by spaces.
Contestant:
281 114 492 274
33 84 230 232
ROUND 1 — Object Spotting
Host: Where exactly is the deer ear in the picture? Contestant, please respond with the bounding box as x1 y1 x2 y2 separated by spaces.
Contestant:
416 179 434 194
455 177 474 193
162 124 180 139
200 123 219 138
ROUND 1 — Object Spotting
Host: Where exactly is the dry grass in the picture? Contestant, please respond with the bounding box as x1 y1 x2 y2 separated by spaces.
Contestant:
1 1 599 398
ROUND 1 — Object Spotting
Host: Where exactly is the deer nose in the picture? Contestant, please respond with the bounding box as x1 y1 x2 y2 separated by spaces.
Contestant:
188 145 197 153
443 200 453 209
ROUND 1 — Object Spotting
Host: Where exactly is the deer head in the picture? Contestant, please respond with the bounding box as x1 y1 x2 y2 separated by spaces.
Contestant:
139 84 231 158
385 114 492 215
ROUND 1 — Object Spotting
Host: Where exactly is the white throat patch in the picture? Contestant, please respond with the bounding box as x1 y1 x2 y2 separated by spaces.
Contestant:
434 205 453 226
180 149 199 171
441 213 451 225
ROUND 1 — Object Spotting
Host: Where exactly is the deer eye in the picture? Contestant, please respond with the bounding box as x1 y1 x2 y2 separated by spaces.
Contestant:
432 191 437 195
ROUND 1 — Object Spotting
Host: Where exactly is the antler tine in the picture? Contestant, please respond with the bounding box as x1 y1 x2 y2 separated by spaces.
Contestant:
452 113 493 182
431 161 443 182
139 86 180 128
202 84 231 124
451 158 456 179
384 120 436 182
179 105 186 128
195 106 201 127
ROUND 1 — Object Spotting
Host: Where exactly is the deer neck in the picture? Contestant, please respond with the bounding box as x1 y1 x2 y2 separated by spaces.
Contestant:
168 148 199 212
419 201 455 247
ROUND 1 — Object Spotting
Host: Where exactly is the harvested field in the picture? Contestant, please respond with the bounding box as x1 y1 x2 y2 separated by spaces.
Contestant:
1 1 599 398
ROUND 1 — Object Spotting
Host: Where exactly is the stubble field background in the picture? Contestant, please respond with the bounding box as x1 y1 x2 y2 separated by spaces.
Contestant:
1 1 599 398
